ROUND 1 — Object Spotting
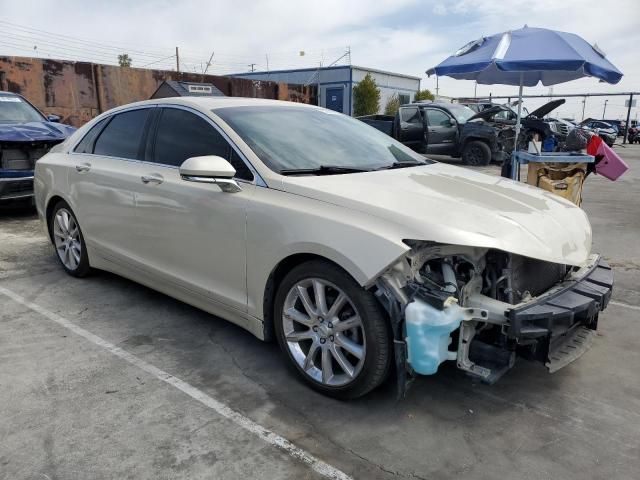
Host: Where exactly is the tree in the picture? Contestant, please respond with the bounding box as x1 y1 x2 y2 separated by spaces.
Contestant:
118 53 132 68
414 89 435 102
384 94 401 116
352 73 380 116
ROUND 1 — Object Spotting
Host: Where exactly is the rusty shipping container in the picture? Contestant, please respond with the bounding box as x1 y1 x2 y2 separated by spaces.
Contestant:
0 56 317 127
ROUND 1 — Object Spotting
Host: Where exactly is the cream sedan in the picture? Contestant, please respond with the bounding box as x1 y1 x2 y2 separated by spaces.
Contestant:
35 97 613 399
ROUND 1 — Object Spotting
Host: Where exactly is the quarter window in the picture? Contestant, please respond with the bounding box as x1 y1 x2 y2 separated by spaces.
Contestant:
74 118 108 154
93 109 150 159
153 108 253 181
426 109 452 127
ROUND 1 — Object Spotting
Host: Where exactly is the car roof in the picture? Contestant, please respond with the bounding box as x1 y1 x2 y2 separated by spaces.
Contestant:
405 102 459 109
110 96 320 114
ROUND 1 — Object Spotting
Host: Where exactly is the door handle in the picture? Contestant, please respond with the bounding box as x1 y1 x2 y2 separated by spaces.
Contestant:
75 163 91 173
141 174 164 185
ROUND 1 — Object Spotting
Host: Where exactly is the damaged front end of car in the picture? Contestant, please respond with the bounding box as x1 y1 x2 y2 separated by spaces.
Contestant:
374 241 613 398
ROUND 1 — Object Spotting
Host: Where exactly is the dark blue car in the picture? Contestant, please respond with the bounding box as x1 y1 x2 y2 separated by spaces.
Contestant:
0 91 76 202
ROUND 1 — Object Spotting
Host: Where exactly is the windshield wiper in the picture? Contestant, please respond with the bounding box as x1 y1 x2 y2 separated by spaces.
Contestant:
279 165 372 176
376 160 427 170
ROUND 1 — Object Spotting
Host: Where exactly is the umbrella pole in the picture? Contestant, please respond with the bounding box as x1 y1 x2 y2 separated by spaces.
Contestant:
514 72 524 151
513 72 524 180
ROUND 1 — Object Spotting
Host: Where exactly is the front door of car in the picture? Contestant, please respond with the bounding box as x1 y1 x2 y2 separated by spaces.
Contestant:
424 108 458 155
130 106 255 312
70 107 154 261
397 106 425 149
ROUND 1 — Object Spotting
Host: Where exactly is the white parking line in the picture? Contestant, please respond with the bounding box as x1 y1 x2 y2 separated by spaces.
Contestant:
0 286 353 480
610 300 640 312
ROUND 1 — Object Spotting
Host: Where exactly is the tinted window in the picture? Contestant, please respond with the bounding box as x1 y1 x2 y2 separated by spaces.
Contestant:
426 109 451 127
94 109 149 159
153 108 253 180
400 107 421 124
74 118 108 154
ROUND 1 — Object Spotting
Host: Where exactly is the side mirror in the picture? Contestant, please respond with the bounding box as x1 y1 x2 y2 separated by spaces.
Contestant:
47 114 61 123
448 118 457 127
179 155 241 193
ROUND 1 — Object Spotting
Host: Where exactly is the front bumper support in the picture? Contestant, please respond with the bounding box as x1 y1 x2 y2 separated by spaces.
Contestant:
507 256 613 371
507 257 613 339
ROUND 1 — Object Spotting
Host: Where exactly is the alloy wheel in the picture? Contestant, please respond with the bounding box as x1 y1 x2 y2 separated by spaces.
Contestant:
53 208 82 271
282 278 366 386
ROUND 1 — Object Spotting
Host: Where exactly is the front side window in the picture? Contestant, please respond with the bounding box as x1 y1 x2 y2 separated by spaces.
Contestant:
214 105 431 173
94 109 150 159
153 108 253 181
426 109 452 127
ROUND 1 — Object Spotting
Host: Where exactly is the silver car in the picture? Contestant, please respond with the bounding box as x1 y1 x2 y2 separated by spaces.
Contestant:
35 97 613 398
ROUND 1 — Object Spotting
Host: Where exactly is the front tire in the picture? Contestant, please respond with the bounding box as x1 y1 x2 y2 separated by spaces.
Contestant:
49 201 91 277
462 140 492 166
274 260 391 399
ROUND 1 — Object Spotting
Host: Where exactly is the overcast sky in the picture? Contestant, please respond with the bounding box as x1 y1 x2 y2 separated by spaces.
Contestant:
1 0 639 120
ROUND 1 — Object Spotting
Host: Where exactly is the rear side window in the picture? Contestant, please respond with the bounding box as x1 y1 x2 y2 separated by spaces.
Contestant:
74 118 108 154
153 108 253 181
400 107 421 124
94 109 150 159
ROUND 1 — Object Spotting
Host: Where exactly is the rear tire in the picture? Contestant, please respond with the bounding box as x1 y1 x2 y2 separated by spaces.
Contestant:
274 260 391 399
49 201 91 278
462 140 492 166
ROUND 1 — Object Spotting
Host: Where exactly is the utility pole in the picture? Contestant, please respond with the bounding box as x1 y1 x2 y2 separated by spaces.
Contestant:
317 61 322 106
602 99 608 119
623 93 634 144
203 52 214 75
248 63 256 72
474 81 477 99
175 46 180 73
581 97 586 121
265 54 269 72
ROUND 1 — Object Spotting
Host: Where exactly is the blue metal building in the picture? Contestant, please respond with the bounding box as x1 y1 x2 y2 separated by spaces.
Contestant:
230 65 421 115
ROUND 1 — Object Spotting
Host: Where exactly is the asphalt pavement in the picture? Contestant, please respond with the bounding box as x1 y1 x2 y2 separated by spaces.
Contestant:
1 144 639 480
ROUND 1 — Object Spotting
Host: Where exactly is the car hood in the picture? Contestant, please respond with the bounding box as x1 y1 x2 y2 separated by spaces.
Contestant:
0 121 76 142
467 99 565 122
279 163 591 266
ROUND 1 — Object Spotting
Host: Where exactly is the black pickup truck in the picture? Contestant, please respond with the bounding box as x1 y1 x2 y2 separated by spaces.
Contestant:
358 102 505 165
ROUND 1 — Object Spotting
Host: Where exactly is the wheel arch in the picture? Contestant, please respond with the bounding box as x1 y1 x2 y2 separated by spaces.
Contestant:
44 194 68 243
262 253 363 342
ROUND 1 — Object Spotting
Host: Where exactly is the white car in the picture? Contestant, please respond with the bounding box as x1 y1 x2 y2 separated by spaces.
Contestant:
34 97 613 399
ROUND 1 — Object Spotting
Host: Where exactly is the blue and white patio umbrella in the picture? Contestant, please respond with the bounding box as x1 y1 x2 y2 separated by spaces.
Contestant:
427 26 623 146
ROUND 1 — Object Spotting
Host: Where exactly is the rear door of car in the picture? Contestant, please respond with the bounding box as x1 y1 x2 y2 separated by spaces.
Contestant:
69 106 155 261
424 108 458 155
129 105 255 312
397 106 425 148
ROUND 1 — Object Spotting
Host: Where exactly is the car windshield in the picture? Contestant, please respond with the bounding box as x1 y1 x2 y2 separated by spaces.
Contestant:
445 104 476 123
213 105 432 173
0 96 45 124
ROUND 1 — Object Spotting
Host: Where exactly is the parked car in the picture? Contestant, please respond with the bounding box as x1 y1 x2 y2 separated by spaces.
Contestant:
358 102 477 156
580 119 617 147
627 125 640 144
35 97 613 399
0 91 76 203
460 99 567 165
602 119 625 137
